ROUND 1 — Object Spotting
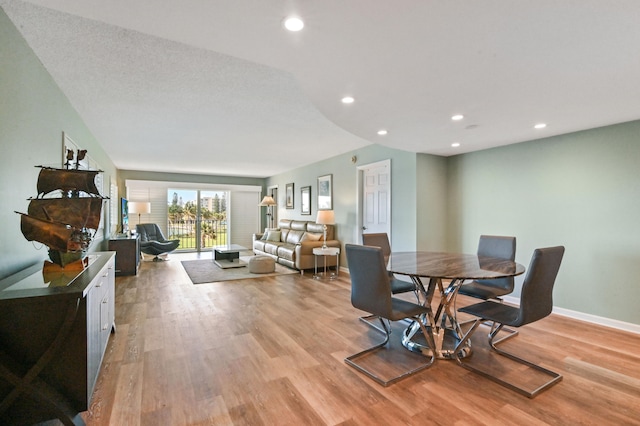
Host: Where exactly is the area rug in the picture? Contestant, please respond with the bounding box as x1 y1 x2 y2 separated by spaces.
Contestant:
181 256 298 284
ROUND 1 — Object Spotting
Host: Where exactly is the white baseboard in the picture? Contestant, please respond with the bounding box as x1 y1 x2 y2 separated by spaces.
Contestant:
503 295 640 335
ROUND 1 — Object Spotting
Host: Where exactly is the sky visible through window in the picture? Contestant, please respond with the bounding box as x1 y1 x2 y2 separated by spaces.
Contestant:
169 189 196 205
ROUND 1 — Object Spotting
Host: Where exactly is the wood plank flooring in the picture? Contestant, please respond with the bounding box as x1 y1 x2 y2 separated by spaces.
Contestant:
82 253 640 425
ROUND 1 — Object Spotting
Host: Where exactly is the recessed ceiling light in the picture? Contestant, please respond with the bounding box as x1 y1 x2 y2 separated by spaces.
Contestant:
534 123 547 129
341 96 355 104
451 142 461 148
377 130 388 136
284 16 304 32
451 114 464 121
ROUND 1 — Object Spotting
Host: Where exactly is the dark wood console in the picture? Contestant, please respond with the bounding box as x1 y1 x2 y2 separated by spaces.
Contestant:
0 252 115 425
108 234 140 276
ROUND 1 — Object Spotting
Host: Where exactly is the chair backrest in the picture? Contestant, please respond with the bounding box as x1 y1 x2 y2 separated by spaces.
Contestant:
137 223 166 242
345 244 393 317
475 235 517 292
362 233 392 260
516 246 565 326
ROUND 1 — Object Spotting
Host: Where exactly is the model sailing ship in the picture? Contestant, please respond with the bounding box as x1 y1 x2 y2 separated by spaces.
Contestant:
16 149 106 269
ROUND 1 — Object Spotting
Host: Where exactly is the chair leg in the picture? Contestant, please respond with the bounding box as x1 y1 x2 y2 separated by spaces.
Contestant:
486 325 562 398
454 322 561 398
458 318 519 343
358 314 387 334
490 321 519 345
345 317 435 387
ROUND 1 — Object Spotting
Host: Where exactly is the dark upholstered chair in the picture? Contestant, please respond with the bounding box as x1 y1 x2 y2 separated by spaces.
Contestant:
459 235 517 300
344 244 435 386
362 233 415 294
454 246 565 398
360 233 417 332
136 223 180 261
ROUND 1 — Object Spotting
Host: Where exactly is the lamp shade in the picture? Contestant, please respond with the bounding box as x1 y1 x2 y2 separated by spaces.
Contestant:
258 195 277 206
128 201 151 215
316 210 335 225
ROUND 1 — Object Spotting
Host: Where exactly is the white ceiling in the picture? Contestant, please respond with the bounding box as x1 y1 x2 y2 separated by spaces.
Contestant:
3 0 640 178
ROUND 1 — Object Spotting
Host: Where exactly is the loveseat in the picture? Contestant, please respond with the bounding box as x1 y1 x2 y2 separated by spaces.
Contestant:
253 219 341 272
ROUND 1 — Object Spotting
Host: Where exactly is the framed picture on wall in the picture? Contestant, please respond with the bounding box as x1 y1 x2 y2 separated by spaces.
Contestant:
317 174 332 210
301 186 311 215
285 183 294 209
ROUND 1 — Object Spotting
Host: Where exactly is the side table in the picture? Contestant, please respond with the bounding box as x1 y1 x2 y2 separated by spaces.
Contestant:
313 247 340 280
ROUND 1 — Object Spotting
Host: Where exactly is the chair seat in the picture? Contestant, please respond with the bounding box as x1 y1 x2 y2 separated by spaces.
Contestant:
389 297 429 321
459 301 521 326
458 280 512 300
140 240 180 255
390 277 415 294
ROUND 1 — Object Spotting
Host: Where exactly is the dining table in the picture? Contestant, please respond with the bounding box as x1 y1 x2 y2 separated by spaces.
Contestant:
387 251 526 359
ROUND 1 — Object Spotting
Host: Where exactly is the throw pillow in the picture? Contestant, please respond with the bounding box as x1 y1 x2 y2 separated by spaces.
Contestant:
301 232 322 242
266 230 282 242
261 228 280 241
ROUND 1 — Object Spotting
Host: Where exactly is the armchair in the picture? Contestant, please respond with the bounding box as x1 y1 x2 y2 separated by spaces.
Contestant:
136 223 180 261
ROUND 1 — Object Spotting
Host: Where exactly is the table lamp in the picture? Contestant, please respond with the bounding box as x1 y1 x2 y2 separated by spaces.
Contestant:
258 195 277 228
128 201 151 224
315 210 335 249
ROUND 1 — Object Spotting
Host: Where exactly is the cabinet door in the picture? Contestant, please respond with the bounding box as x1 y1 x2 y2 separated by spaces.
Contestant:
86 261 111 397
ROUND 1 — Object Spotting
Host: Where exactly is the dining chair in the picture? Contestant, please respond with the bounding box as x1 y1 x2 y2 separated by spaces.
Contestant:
453 246 565 398
457 235 518 342
459 235 517 300
344 244 436 386
360 233 417 333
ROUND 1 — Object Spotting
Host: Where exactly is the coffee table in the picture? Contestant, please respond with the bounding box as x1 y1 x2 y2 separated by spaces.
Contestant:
213 244 247 269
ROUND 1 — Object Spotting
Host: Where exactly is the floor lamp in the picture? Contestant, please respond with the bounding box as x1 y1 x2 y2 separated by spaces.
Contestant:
128 201 151 227
258 195 277 229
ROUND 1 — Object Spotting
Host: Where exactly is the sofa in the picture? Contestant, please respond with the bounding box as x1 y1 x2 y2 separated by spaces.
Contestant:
253 219 341 272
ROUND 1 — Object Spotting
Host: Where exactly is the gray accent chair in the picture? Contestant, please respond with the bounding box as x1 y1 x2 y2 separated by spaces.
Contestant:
136 223 180 261
453 246 565 398
344 244 436 386
360 233 416 333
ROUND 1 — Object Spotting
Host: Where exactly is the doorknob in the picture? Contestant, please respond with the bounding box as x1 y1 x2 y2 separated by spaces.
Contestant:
362 226 367 230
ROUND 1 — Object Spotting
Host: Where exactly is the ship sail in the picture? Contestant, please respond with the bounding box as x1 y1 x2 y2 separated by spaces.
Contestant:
18 213 81 253
36 167 101 197
28 197 104 230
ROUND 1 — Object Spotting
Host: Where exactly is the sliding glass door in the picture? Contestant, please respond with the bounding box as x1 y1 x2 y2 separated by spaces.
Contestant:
167 189 228 252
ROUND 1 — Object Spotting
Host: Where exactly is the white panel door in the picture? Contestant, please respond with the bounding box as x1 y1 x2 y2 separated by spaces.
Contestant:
361 160 391 236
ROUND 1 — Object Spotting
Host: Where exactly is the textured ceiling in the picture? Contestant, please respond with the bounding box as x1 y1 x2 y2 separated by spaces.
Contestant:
3 0 640 178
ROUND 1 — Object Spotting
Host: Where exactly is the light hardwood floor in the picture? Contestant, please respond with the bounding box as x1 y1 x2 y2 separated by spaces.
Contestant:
83 252 640 425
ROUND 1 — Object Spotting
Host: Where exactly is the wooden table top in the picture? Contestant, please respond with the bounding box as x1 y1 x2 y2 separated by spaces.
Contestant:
387 251 525 280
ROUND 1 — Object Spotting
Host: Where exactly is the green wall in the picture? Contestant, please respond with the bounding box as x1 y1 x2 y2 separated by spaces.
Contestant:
416 153 449 251
0 8 117 280
446 121 640 324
